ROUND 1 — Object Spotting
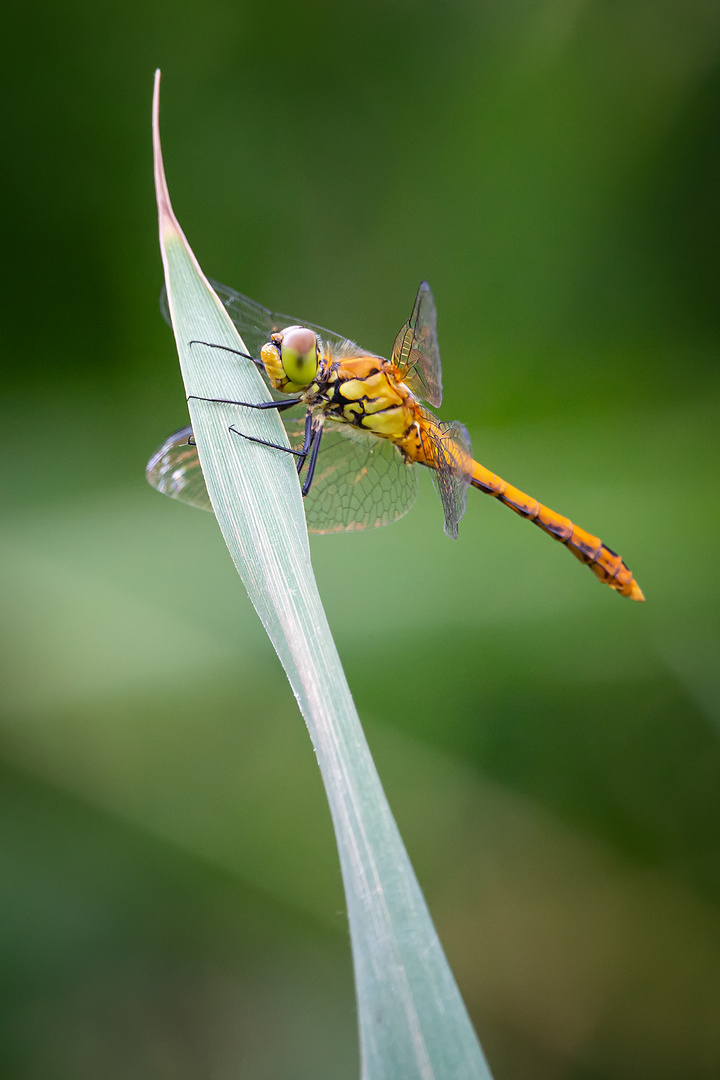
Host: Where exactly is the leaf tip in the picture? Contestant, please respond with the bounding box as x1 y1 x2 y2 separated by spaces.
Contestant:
152 69 181 243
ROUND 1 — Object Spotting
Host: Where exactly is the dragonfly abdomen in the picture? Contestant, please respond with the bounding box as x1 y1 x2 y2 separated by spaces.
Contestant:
470 461 644 601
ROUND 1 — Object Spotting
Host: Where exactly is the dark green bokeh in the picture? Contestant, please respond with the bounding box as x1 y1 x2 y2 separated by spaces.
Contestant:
2 2 719 1078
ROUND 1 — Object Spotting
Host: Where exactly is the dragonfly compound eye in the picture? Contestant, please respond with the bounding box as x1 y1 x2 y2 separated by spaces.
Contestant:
280 326 319 386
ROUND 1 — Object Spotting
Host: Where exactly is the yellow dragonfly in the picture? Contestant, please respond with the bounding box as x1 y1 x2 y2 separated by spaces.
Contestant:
147 280 644 601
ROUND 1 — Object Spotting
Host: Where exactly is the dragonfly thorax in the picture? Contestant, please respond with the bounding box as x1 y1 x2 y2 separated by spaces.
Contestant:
261 325 320 392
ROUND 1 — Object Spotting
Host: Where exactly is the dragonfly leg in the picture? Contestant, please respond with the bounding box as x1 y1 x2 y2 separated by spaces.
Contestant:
300 423 324 496
187 394 302 410
228 407 320 490
228 425 307 458
188 340 263 371
294 411 315 475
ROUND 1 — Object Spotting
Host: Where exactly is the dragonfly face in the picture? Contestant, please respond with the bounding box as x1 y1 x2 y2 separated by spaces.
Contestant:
261 325 321 393
148 279 644 599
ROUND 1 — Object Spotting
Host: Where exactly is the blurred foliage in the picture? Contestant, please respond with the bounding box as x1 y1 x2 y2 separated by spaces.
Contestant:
1 1 720 1078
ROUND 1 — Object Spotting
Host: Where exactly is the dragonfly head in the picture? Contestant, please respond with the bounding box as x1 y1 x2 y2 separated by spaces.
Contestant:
262 325 320 390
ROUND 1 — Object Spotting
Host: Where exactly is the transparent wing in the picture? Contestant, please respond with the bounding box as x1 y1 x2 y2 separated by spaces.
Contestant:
146 426 212 512
425 417 472 539
391 281 443 408
160 278 350 359
286 419 418 533
146 419 418 533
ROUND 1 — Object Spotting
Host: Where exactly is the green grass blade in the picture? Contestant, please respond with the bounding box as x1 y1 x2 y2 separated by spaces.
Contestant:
152 70 493 1080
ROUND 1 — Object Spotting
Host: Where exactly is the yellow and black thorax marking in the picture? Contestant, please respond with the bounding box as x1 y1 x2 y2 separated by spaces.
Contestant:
317 354 417 441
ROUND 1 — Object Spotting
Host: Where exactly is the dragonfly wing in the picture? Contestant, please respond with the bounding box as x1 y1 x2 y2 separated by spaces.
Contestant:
160 279 351 359
285 419 418 533
391 281 443 408
146 426 212 512
426 418 473 539
210 279 351 351
159 279 279 358
147 419 418 533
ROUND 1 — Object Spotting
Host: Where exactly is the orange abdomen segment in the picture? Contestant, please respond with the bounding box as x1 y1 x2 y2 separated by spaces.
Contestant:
470 461 644 601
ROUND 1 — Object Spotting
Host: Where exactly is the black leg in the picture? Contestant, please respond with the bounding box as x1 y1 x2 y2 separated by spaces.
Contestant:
293 406 313 475
228 426 308 459
188 393 301 410
300 423 324 496
188 340 263 370
226 406 323 493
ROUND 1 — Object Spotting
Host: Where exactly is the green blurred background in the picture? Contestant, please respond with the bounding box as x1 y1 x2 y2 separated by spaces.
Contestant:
2 1 720 1077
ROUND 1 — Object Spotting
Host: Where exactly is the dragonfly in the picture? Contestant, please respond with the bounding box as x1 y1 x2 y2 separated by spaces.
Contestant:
147 280 644 601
